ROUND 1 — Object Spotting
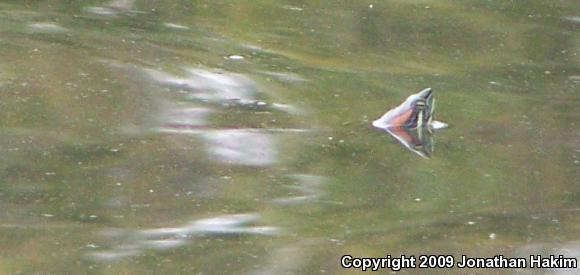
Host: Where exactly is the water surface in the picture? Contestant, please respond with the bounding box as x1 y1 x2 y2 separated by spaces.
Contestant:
0 1 578 274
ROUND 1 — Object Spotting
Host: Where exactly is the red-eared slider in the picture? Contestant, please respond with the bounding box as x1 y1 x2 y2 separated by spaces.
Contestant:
372 88 447 158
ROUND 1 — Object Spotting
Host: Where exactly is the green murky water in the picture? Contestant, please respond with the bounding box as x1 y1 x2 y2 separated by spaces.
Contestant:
0 1 578 274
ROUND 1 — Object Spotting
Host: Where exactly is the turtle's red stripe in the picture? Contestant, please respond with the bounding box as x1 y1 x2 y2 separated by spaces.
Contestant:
389 108 414 127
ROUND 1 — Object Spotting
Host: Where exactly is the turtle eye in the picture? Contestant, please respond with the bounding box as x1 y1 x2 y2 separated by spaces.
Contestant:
415 100 426 109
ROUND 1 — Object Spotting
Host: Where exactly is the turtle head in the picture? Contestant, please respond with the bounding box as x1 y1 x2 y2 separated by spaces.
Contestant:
415 88 435 127
404 87 435 128
413 88 433 111
372 87 441 129
372 87 447 158
416 87 433 106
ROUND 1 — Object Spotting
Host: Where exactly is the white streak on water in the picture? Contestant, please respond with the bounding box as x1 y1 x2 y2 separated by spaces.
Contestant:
163 23 190 30
28 23 68 34
201 130 277 166
273 174 328 205
88 214 280 261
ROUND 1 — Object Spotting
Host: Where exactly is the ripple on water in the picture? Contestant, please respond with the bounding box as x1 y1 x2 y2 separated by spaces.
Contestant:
273 174 328 205
88 213 279 261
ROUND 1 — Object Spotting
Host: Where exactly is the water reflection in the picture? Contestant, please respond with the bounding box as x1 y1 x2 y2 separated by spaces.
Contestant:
249 240 321 275
143 66 304 115
85 0 137 16
260 71 308 84
163 23 190 30
0 0 577 273
136 64 307 166
86 56 315 263
273 174 327 205
158 105 213 130
145 68 259 105
383 126 435 159
89 213 280 261
27 23 68 34
201 130 277 166
516 241 580 274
